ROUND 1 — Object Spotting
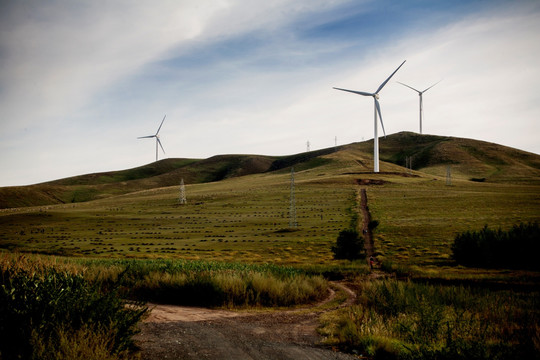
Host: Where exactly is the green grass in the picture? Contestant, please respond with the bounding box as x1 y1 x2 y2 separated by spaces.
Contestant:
320 279 540 359
366 178 540 280
1 134 539 282
0 168 357 269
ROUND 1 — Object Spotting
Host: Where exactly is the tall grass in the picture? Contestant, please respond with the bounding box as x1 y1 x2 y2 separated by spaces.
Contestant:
79 258 328 307
323 279 540 360
1 254 328 308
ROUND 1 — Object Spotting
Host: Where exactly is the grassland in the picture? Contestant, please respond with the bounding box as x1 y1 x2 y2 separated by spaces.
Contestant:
367 177 540 280
1 132 540 279
1 133 539 359
0 164 359 269
1 143 539 282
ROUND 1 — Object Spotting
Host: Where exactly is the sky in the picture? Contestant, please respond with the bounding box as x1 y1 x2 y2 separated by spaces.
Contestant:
1 0 539 186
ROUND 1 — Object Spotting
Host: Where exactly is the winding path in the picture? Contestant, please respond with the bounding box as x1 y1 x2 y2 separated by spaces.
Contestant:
134 282 357 360
133 189 376 359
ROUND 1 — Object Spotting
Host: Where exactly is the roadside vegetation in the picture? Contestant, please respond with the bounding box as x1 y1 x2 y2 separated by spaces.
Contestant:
452 222 540 270
321 279 540 360
0 254 147 360
0 253 329 358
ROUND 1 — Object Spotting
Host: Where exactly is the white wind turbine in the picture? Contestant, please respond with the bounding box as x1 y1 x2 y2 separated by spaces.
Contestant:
397 80 440 134
138 115 166 162
333 60 406 173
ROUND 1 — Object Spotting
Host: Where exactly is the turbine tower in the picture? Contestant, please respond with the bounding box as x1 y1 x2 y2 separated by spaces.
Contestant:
397 81 440 134
138 115 166 162
333 60 406 173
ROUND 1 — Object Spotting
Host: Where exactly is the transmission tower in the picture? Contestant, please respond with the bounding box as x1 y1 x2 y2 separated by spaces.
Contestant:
179 178 187 204
406 156 413 174
289 167 297 228
306 140 310 152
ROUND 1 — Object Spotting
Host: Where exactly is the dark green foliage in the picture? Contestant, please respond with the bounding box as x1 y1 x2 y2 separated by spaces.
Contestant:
368 220 380 231
452 222 540 270
332 229 365 260
0 266 147 359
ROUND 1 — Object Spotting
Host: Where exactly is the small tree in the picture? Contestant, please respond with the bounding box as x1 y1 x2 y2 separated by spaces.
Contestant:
332 229 365 260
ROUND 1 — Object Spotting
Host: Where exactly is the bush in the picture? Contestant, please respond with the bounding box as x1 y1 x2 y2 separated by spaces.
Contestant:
0 266 147 359
451 222 540 270
332 229 365 261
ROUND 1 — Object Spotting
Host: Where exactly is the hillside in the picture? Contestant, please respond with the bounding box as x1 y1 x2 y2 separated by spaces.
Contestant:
1 132 539 209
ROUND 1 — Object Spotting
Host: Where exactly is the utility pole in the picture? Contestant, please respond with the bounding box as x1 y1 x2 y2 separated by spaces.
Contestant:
446 166 452 186
179 178 187 204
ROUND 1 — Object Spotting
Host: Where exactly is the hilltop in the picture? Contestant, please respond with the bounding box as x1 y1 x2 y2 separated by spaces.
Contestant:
1 132 539 209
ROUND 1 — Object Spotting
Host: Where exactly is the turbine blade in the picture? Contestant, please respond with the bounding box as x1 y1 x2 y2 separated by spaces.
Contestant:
375 60 406 94
397 81 421 93
375 98 386 138
333 87 373 97
138 135 155 139
156 115 166 135
422 80 441 93
157 138 165 154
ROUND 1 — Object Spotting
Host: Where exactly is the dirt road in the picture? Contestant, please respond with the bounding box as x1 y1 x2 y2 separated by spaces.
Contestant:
135 282 358 360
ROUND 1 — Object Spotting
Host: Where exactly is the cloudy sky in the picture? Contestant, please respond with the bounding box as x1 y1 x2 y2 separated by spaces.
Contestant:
1 0 539 186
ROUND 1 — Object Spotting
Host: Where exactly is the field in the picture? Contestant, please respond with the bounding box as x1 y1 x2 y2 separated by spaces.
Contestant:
1 149 539 281
2 134 540 359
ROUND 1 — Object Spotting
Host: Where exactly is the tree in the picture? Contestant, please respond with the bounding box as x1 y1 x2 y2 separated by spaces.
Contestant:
332 229 365 260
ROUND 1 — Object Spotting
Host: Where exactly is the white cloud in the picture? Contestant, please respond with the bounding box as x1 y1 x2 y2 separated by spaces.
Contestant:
1 0 539 186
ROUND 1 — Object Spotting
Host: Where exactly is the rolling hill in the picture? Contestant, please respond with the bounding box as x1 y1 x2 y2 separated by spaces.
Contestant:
1 132 539 209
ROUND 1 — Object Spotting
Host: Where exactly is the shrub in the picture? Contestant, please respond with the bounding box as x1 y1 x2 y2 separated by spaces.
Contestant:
332 229 365 261
451 222 540 270
0 265 147 359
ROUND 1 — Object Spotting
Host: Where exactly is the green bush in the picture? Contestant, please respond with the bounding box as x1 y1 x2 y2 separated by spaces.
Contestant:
0 266 147 359
451 222 540 270
332 229 365 261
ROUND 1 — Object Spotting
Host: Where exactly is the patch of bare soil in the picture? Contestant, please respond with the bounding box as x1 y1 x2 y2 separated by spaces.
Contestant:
356 179 387 185
134 282 358 360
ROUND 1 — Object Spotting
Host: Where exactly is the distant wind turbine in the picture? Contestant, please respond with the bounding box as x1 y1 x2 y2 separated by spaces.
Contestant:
397 80 440 134
333 60 406 173
138 115 166 162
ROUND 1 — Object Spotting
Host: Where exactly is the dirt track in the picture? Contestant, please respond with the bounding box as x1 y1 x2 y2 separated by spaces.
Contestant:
134 189 377 359
134 282 358 360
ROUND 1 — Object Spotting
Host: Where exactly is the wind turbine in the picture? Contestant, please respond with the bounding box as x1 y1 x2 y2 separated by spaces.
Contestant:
138 115 166 162
397 80 440 134
333 60 406 173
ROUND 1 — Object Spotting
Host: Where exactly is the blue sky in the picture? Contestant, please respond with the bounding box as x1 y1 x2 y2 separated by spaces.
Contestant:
1 0 539 186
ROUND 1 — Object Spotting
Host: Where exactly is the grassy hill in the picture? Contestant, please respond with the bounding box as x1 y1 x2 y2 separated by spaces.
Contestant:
1 132 539 209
